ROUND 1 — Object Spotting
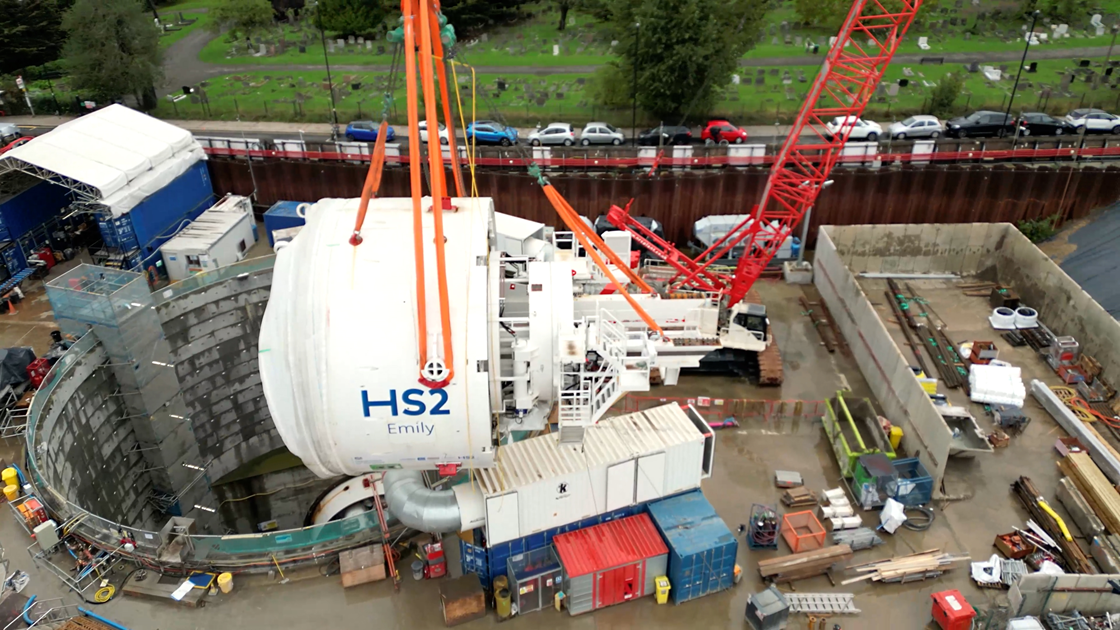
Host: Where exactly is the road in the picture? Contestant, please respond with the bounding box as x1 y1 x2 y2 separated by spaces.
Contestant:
6 115 810 146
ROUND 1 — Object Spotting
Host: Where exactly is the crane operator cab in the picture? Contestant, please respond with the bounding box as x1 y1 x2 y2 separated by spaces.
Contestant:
720 302 770 352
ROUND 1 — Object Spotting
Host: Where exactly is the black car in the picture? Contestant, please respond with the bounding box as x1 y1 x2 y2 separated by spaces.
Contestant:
1017 112 1076 137
638 125 692 146
944 111 1016 138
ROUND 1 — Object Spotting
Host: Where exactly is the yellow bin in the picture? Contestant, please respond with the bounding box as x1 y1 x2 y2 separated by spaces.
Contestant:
495 588 512 619
2 467 18 488
654 576 671 604
217 572 233 594
3 485 18 502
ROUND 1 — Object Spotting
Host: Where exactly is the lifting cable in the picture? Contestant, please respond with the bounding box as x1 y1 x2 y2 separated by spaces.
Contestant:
349 40 403 244
402 0 454 388
440 52 664 338
541 183 663 336
426 4 465 198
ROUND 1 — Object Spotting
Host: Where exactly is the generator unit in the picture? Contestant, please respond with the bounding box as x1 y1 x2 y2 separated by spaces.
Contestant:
160 195 255 281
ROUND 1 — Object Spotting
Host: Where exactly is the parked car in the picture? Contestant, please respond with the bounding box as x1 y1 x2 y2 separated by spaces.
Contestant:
579 122 625 146
528 123 576 146
345 120 395 142
825 116 882 141
638 125 692 146
0 122 21 145
701 120 749 144
887 115 943 139
466 120 517 146
1017 112 1076 136
944 111 1015 138
417 120 450 144
1064 109 1120 134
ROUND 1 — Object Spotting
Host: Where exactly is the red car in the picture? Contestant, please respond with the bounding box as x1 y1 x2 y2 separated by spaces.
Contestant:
701 120 749 144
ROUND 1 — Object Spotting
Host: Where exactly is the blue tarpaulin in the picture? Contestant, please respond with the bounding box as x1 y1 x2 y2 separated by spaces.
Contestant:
1059 203 1120 319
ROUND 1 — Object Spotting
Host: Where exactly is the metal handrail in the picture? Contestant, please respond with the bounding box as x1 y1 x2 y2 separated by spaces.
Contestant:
20 255 386 572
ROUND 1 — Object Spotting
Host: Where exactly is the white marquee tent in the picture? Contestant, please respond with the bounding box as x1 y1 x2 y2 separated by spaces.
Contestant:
0 105 205 216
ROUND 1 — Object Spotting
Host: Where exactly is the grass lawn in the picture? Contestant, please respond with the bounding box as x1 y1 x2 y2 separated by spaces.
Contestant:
157 0 218 12
151 56 1120 127
159 12 211 49
197 6 612 67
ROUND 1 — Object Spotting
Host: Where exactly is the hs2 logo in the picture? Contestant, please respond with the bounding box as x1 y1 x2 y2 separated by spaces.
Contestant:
361 389 450 417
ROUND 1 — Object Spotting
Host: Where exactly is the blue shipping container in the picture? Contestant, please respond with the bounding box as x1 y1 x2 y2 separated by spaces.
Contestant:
263 200 308 246
646 490 738 604
459 505 642 589
0 181 70 239
126 160 215 247
0 242 26 276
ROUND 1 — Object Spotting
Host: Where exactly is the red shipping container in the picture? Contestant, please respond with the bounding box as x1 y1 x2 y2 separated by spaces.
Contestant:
553 514 669 615
931 590 975 630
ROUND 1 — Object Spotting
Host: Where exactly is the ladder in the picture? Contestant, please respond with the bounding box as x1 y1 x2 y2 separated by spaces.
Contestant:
371 487 399 590
785 593 860 614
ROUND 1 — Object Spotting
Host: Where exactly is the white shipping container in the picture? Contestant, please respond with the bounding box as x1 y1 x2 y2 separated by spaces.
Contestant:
161 195 256 281
454 403 714 545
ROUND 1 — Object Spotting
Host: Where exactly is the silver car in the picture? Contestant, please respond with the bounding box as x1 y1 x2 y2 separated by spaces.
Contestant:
888 115 944 139
528 123 575 146
579 122 624 146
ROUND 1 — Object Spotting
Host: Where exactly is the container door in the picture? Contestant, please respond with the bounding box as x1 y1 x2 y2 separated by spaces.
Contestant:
606 461 635 511
486 493 520 545
635 453 665 503
598 564 640 608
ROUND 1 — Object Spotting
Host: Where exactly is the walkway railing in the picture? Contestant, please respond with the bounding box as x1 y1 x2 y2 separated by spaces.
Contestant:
21 256 386 573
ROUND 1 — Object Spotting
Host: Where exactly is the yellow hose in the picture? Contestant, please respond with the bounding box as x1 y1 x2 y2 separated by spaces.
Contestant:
1037 498 1072 541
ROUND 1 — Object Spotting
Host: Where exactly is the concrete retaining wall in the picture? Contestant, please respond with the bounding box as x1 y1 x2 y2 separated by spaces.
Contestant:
37 345 158 529
814 228 953 497
156 267 281 483
213 466 340 533
996 227 1120 386
1010 572 1120 616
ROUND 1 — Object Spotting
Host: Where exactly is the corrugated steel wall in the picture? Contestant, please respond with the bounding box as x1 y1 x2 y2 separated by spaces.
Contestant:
206 160 1119 247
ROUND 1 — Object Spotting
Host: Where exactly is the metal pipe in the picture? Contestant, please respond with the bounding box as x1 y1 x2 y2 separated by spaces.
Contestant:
382 470 461 533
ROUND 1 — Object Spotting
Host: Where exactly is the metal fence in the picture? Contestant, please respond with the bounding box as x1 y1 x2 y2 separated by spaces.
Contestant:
20 256 386 573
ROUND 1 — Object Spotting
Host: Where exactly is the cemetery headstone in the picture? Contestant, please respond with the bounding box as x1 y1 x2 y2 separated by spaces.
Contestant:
348 36 355 44
357 37 364 44
367 41 372 50
299 45 306 53
772 37 779 45
795 36 803 46
887 84 899 96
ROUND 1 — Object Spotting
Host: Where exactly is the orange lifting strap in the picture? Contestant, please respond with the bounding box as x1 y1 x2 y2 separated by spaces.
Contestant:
349 121 390 245
541 184 664 336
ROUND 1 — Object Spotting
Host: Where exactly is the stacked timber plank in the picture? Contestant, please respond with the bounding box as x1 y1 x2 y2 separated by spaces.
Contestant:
757 545 853 583
841 549 970 585
1058 452 1120 535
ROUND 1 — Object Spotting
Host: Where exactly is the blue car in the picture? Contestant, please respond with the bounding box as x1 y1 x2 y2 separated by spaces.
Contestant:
345 120 395 142
466 120 517 146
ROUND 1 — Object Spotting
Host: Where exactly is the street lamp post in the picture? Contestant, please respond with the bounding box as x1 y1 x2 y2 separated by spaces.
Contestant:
631 22 640 146
314 2 340 141
1004 10 1040 132
1108 24 1119 65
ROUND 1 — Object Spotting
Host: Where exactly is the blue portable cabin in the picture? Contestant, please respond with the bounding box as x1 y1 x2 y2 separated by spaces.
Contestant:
646 490 738 604
263 201 308 246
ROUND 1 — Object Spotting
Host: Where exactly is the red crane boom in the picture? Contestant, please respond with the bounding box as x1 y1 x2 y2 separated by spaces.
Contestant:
612 0 922 304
